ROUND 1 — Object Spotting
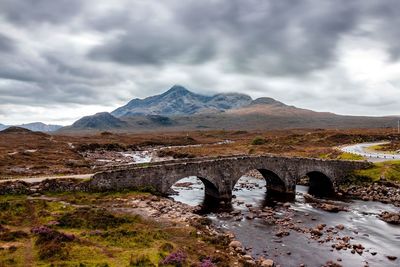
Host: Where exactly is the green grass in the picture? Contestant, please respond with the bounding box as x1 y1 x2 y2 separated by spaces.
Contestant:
337 152 365 160
354 160 400 182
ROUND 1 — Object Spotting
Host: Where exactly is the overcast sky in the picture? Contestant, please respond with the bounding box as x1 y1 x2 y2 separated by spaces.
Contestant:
0 0 399 125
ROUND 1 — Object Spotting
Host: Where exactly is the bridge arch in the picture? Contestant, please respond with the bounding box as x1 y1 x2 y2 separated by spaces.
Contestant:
166 175 221 199
232 168 290 199
302 171 335 198
257 169 287 194
197 176 220 199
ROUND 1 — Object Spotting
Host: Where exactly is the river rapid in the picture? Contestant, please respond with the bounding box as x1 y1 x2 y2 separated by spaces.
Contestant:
171 176 400 267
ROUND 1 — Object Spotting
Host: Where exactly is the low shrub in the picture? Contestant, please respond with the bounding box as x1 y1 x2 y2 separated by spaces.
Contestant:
0 230 29 241
251 136 266 145
31 226 75 260
75 143 126 152
200 258 216 267
160 251 186 266
160 242 174 252
58 207 133 229
31 226 75 245
157 150 195 159
37 241 68 260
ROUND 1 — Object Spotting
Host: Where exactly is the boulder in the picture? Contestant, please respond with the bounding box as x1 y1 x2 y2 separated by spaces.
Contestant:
259 258 275 267
229 240 242 249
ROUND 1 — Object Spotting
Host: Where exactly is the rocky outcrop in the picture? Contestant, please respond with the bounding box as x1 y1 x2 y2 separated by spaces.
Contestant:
379 211 400 224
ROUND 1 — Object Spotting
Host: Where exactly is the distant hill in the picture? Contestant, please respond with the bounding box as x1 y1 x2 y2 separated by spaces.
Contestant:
61 85 399 132
18 122 62 132
0 126 48 136
0 122 62 132
64 112 127 130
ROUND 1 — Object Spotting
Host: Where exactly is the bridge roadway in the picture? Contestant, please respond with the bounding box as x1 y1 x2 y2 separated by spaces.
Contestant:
91 154 371 201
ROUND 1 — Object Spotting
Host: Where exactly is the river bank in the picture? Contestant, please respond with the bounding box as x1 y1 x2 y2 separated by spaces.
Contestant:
340 180 400 207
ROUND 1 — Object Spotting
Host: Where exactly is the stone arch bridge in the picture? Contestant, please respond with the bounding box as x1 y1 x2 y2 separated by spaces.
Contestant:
90 155 371 201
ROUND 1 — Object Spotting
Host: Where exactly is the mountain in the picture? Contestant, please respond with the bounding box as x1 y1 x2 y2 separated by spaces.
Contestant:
0 122 62 132
18 122 62 132
0 126 35 134
65 112 127 130
62 85 399 132
111 85 252 117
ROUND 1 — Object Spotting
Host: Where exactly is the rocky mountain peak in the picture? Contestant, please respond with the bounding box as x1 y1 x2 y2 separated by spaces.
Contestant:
163 85 192 96
111 85 253 117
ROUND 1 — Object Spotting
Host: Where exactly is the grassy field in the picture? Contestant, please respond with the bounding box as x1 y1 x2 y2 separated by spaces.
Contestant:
354 160 400 182
0 192 234 267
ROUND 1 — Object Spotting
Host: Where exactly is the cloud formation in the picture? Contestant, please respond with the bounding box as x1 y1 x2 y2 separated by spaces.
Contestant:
0 0 399 124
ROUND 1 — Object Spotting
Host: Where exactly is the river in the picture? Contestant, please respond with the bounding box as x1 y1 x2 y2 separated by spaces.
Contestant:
171 176 400 266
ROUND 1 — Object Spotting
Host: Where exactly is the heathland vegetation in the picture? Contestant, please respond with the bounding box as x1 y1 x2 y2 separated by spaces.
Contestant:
0 191 235 266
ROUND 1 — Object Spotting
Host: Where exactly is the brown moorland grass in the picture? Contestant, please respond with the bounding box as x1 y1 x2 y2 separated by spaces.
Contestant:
0 128 398 178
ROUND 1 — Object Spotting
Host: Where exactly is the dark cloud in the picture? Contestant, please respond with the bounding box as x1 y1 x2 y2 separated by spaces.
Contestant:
89 31 216 66
86 0 361 75
0 0 82 25
0 33 15 52
0 0 399 124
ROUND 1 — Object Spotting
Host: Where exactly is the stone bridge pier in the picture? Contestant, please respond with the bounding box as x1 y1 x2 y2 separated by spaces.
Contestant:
90 155 371 202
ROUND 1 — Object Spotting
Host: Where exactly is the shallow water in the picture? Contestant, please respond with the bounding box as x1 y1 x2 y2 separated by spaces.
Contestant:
120 151 153 163
171 176 400 266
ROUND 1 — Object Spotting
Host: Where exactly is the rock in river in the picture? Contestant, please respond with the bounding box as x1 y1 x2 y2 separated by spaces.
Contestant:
379 211 400 225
